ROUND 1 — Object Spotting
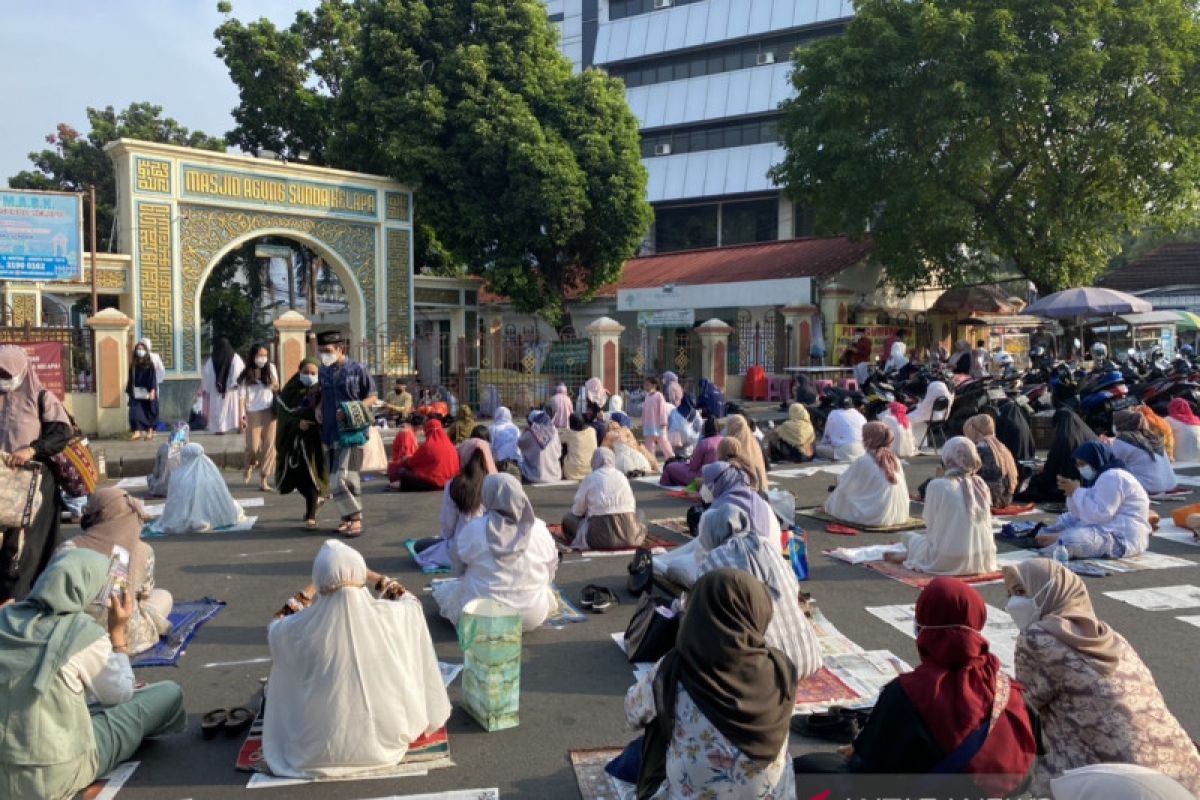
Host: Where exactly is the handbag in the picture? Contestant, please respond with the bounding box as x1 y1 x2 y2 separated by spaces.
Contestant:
626 546 654 597
337 400 372 448
0 461 44 530
623 593 679 663
39 391 99 497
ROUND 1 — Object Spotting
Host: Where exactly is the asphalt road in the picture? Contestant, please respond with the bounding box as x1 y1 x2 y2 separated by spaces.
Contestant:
99 454 1200 800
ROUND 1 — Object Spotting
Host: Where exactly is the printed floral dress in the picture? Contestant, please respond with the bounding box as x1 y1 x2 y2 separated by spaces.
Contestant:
624 663 795 799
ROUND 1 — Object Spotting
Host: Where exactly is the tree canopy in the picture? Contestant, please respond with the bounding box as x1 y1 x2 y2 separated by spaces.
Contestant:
7 102 223 253
214 0 651 321
771 0 1200 294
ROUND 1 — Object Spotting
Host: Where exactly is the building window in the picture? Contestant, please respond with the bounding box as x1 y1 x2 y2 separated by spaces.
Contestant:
655 204 718 253
722 198 779 246
609 0 705 21
641 117 781 158
607 24 847 88
793 204 817 238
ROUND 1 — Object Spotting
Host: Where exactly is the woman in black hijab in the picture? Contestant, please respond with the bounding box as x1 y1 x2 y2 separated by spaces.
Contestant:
211 338 236 394
996 399 1036 462
1016 407 1096 503
626 569 797 799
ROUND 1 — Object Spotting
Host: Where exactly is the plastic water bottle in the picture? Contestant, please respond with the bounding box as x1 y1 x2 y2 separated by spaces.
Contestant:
1053 543 1070 566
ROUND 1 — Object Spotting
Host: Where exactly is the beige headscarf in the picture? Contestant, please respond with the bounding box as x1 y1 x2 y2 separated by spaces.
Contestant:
776 404 815 453
717 437 762 491
940 436 992 521
722 415 768 491
0 345 72 453
862 421 900 484
1003 558 1121 675
963 414 1018 498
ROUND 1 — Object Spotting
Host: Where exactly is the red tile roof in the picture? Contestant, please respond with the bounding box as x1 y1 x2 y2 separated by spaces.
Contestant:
1099 242 1200 291
477 236 872 305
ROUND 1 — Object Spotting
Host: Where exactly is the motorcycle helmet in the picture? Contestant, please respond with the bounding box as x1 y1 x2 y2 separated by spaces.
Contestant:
1182 344 1195 358
1029 345 1045 359
1091 342 1108 360
994 352 1014 369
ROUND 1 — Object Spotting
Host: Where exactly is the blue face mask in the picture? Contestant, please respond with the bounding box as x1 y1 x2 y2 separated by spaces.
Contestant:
1078 465 1096 483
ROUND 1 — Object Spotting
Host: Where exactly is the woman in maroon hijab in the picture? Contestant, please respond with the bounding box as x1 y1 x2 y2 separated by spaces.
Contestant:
794 577 1040 798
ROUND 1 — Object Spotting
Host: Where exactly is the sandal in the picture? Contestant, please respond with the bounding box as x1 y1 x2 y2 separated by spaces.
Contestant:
341 519 364 539
201 709 227 740
304 519 319 531
224 706 256 738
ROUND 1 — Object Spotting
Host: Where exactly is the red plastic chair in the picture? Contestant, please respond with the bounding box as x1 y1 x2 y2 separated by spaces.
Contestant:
744 366 768 401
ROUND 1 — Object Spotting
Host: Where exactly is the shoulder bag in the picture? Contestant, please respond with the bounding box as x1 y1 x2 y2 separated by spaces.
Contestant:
0 461 43 530
623 593 679 664
39 390 100 497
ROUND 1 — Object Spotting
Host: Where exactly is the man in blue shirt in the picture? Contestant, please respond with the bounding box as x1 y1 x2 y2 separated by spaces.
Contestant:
316 330 377 537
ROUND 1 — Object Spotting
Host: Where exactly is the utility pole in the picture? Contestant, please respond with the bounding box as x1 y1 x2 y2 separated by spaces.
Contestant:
89 186 98 317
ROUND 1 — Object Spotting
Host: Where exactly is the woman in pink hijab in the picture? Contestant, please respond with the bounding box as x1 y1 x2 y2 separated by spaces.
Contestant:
548 384 573 428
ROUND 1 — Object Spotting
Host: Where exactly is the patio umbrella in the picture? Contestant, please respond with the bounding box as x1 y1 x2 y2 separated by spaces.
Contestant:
929 285 1024 315
1023 287 1151 318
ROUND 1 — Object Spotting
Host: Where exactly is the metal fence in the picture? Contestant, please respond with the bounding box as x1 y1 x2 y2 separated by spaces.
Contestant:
471 327 591 418
619 326 702 395
0 325 95 392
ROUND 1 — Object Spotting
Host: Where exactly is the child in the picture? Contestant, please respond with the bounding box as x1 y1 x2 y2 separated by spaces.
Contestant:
640 376 674 462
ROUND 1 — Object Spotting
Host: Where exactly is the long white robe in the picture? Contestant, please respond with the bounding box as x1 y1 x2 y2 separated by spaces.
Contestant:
878 409 918 458
1055 468 1152 557
155 444 244 534
201 354 244 434
820 408 867 461
1167 417 1200 462
432 515 559 631
823 452 911 526
910 381 953 446
903 477 998 575
1111 439 1177 494
264 543 451 779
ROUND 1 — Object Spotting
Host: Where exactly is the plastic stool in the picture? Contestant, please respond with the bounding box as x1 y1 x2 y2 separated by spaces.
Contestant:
767 376 790 403
814 379 834 396
839 379 858 392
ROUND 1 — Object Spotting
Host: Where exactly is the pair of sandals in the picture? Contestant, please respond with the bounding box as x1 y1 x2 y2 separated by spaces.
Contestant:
790 706 872 743
580 584 618 613
335 518 364 538
201 707 255 740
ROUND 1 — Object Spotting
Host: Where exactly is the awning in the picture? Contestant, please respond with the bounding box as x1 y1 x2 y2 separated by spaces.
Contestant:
1114 311 1181 326
1176 310 1200 331
954 315 1044 328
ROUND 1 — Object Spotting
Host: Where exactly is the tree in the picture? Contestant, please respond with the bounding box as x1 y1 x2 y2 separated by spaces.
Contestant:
7 103 223 252
215 0 650 321
771 0 1200 294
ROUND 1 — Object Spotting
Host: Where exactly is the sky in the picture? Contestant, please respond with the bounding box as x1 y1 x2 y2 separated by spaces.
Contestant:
0 1 318 186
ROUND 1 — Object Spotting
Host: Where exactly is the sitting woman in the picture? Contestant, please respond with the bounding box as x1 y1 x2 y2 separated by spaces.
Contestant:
1136 404 1175 461
147 423 190 497
519 410 564 484
0 550 185 800
1016 407 1095 503
444 404 476 445
562 448 646 550
548 383 574 428
794 578 1038 798
721 414 769 491
155 443 245 534
603 413 657 475
58 489 172 655
1052 765 1194 800
888 437 997 575
386 421 418 485
767 403 815 463
823 422 911 527
879 401 917 458
909 380 952 447
1004 559 1200 796
432 474 559 630
963 414 1019 509
416 440 496 572
390 419 460 492
667 395 703 458
698 506 822 679
558 413 598 481
1166 398 1200 462
264 540 451 779
627 569 797 800
490 406 522 474
1111 409 1177 494
815 398 868 462
1034 441 1151 559
661 416 722 487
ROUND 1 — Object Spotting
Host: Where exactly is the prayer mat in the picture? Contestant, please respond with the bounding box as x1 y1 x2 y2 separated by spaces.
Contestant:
130 598 225 668
861 559 1004 588
1077 552 1197 575
1155 523 1200 547
548 523 681 555
113 475 148 491
793 667 861 713
1038 502 1067 514
357 792 499 800
547 584 588 625
142 516 258 538
992 503 1038 516
800 507 926 532
648 516 692 538
824 545 905 565
81 760 139 800
570 747 635 800
524 479 580 488
404 538 452 575
663 489 701 501
1150 488 1195 503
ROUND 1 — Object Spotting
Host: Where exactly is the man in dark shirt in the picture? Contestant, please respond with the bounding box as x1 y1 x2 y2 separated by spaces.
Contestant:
316 331 377 538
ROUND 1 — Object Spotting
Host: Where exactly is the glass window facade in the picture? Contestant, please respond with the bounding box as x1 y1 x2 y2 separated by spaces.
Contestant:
641 116 780 158
722 198 779 245
609 0 705 21
653 197 781 253
655 204 719 252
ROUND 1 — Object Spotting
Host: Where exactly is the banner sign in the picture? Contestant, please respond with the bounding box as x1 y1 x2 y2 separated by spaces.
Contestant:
832 324 914 363
0 190 83 281
637 309 695 328
18 341 67 400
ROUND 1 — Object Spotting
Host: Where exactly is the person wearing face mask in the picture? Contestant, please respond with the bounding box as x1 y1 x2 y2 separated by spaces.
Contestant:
236 344 280 492
56 489 173 654
1003 559 1200 796
0 346 75 602
382 377 413 423
199 338 244 434
315 331 377 538
275 359 328 530
793 577 1039 798
126 342 159 441
1034 440 1151 559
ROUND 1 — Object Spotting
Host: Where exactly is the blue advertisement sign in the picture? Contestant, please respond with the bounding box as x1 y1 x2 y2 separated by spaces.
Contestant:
0 190 83 281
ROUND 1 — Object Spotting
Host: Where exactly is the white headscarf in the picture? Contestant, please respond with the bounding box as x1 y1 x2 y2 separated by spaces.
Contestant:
490 406 520 462
264 540 452 778
884 340 908 373
911 380 953 423
155 443 244 534
1051 764 1193 800
483 473 537 565
139 337 166 385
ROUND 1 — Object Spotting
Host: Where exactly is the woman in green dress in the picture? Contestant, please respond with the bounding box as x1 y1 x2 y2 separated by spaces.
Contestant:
275 358 330 530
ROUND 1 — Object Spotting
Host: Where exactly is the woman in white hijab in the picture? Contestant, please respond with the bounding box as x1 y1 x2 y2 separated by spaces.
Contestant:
154 443 245 534
490 406 521 467
432 474 559 630
909 380 953 447
883 340 908 374
889 436 997 575
697 505 822 680
563 448 645 550
823 422 911 526
1052 765 1194 800
264 540 451 779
